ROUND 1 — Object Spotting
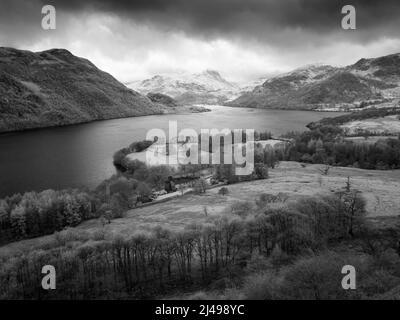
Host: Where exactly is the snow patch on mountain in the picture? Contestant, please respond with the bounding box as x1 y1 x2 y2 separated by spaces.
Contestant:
127 70 240 105
229 53 400 111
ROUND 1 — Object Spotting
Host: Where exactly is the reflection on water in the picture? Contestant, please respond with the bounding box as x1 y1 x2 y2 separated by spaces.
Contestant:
0 106 345 197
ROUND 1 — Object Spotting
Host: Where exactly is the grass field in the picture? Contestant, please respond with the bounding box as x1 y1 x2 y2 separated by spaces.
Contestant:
1 161 400 257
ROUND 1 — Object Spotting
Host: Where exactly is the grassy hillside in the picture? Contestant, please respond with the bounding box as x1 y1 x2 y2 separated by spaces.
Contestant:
1 161 400 299
146 92 177 107
2 161 400 256
0 47 165 133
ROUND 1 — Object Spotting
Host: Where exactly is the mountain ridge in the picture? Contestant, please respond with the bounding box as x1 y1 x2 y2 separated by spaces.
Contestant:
228 53 400 111
127 70 240 105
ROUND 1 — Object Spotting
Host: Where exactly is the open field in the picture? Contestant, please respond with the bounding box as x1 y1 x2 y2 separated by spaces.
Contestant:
1 161 400 257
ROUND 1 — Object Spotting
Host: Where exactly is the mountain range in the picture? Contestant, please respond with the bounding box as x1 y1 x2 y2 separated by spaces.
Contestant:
127 70 242 105
2 48 400 134
228 53 400 110
0 47 167 133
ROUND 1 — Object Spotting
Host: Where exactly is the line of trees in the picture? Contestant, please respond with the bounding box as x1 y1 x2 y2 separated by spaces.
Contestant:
0 189 96 245
0 169 177 246
280 126 400 169
0 187 372 299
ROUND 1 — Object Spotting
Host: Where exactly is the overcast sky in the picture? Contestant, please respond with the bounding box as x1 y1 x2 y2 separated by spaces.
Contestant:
1 0 400 83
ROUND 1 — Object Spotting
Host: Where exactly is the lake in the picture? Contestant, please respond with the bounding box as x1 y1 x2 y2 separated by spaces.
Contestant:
0 106 345 197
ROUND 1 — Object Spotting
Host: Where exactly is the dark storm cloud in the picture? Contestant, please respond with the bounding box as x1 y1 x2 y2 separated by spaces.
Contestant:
1 0 400 83
33 0 400 42
1 0 400 48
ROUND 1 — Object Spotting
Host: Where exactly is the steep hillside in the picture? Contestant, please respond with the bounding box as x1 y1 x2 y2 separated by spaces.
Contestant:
349 53 400 81
128 70 239 105
347 53 400 99
228 65 338 109
0 47 165 133
229 53 400 111
146 92 178 108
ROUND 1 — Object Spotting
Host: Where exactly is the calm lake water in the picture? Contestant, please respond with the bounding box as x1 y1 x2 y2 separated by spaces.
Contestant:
0 106 345 197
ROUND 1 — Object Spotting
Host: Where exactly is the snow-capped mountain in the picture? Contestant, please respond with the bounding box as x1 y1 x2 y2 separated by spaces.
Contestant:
228 53 400 111
236 76 271 96
127 70 240 105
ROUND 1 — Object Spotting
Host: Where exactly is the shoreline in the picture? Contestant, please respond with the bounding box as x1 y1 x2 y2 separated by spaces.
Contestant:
0 105 346 136
0 107 211 136
0 107 348 198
